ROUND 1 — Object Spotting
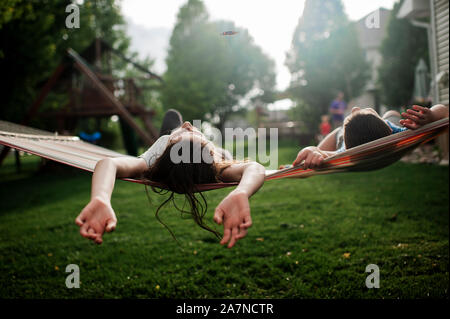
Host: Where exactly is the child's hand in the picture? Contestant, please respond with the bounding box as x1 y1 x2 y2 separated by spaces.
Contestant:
75 197 117 245
400 105 433 130
213 190 252 248
292 146 325 169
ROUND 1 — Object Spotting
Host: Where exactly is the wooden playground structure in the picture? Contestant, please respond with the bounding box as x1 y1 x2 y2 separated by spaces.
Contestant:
0 38 162 165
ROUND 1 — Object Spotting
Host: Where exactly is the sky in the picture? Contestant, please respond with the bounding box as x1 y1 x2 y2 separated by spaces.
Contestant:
122 0 398 91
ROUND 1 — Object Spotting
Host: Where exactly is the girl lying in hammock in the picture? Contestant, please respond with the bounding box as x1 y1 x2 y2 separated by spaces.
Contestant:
75 110 265 248
292 104 449 169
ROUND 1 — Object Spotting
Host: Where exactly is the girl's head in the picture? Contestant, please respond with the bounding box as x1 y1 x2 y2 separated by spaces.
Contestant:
143 121 231 239
343 107 393 149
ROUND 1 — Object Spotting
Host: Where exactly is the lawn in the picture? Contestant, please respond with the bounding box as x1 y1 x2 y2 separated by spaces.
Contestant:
0 142 448 299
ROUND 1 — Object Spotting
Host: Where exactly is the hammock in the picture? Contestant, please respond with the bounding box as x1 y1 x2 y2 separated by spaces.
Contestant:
0 118 448 192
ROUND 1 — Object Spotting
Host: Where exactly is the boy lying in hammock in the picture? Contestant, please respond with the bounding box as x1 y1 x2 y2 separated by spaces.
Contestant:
292 104 449 169
75 110 265 248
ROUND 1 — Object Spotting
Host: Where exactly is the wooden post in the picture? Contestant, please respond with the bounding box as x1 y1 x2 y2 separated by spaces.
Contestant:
68 48 155 146
14 149 21 173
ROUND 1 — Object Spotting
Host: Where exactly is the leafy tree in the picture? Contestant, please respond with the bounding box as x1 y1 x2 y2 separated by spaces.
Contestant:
377 0 429 108
286 0 369 132
161 0 276 132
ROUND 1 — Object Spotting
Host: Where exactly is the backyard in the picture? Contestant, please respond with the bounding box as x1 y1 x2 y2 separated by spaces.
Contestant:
0 142 448 299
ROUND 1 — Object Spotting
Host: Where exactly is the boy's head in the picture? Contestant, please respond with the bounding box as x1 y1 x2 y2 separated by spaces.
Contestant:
343 107 393 149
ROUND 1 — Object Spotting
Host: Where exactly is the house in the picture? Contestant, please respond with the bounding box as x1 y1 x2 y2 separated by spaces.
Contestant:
348 8 391 114
397 0 449 163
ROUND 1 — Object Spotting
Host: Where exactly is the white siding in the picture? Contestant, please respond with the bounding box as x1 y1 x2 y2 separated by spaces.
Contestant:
434 0 449 104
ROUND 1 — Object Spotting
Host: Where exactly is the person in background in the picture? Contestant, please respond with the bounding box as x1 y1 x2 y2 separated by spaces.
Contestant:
318 114 331 142
329 92 347 129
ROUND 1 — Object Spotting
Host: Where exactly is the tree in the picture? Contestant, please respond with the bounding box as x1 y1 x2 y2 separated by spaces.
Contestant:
286 0 369 132
161 0 276 132
377 0 429 108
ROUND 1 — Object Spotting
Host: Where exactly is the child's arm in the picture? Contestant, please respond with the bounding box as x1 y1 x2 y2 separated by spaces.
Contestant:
317 127 341 151
400 104 449 129
213 162 265 248
75 157 148 244
278 128 340 170
292 146 337 169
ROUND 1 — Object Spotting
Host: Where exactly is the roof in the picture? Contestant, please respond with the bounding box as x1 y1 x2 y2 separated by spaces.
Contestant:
397 0 430 19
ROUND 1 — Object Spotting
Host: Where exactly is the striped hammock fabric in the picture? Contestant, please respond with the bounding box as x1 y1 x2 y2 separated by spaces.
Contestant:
0 118 448 192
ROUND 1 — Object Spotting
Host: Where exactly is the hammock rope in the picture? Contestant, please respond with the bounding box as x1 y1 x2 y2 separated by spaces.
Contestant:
1 118 448 192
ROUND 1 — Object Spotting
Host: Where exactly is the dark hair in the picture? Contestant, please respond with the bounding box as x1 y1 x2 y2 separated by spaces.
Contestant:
344 113 392 149
142 138 232 240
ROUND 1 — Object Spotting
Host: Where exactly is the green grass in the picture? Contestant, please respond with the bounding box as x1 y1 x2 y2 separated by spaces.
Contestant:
0 143 448 299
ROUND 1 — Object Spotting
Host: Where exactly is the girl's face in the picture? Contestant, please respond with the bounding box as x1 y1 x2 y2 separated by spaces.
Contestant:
168 122 220 161
169 122 205 142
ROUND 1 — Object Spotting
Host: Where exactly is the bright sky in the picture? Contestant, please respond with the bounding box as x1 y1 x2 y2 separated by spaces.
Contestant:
122 0 398 91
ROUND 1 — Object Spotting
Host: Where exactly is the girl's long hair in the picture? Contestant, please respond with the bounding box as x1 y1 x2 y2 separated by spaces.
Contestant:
142 138 234 240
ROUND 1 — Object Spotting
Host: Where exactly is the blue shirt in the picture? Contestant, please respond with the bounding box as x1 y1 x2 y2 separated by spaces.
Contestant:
386 120 407 134
330 100 347 122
